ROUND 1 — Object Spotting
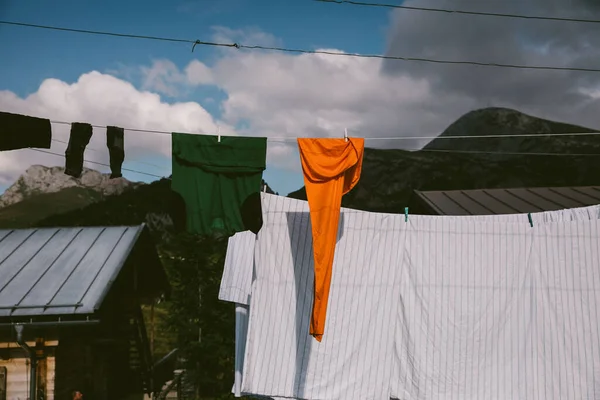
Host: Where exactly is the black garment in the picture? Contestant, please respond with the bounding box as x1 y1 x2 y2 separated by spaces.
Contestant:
64 122 93 178
240 191 263 234
0 111 52 151
169 189 187 232
106 126 125 179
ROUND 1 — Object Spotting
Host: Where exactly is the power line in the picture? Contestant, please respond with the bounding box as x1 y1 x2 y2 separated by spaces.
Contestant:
28 148 166 178
50 120 172 136
35 137 600 162
314 0 600 25
416 148 600 157
45 118 600 142
51 138 168 171
24 139 600 184
1 20 600 73
363 131 600 141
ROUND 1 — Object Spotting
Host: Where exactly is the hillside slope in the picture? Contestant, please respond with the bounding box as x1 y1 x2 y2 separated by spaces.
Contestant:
0 187 104 228
424 107 598 152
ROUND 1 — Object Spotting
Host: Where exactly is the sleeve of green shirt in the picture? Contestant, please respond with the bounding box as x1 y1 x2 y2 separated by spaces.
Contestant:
171 132 267 237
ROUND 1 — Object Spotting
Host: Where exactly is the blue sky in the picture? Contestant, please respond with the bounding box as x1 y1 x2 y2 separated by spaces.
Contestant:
0 0 391 195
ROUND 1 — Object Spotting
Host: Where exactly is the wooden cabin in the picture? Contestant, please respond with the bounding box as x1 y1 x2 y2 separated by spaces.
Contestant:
0 224 170 400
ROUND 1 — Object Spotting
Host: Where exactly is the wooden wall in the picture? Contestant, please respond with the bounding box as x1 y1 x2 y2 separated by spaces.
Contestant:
0 340 57 400
0 314 143 400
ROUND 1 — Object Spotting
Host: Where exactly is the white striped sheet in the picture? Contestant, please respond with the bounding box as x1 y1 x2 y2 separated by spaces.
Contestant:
232 305 288 400
222 195 600 399
392 216 534 400
240 193 407 400
391 216 600 400
219 230 256 305
527 220 600 400
219 203 600 308
234 304 250 397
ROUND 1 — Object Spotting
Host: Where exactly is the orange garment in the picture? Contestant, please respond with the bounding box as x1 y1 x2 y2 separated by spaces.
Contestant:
297 137 365 341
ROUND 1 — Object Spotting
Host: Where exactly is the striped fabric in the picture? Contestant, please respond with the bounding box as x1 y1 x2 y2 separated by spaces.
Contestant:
219 194 600 400
393 217 534 400
219 229 256 305
229 193 407 399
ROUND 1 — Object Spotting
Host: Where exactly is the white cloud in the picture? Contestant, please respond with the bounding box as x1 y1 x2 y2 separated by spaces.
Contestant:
131 41 461 175
382 0 600 129
3 11 599 191
185 60 214 85
0 71 230 185
182 47 475 149
141 59 188 97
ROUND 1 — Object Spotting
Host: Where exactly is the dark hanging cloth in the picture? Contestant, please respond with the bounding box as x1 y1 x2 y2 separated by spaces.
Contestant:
171 132 267 237
240 191 263 234
0 111 52 151
169 189 187 233
106 126 125 179
64 122 93 178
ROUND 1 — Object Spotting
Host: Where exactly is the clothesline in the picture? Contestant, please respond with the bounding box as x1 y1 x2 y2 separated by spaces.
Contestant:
7 107 600 188
29 148 167 178
47 119 600 141
51 137 168 171
47 134 600 164
7 109 600 188
26 131 600 185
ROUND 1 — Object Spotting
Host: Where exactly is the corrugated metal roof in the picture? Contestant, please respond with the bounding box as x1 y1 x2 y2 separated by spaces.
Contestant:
0 225 150 317
415 186 600 215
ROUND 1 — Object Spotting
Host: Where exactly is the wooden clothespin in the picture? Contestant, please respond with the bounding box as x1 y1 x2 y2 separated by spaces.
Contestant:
344 128 348 142
405 207 409 222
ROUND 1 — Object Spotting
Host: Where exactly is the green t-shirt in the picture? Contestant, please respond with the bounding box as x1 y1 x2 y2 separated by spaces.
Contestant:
171 132 267 237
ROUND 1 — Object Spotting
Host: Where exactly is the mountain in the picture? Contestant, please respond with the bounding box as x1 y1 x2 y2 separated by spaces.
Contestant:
0 165 142 208
289 107 600 212
0 187 106 229
0 165 143 228
424 107 598 152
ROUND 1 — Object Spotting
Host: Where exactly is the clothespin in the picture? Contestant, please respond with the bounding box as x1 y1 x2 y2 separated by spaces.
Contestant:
217 126 221 143
344 128 348 142
527 213 533 227
405 207 409 222
263 184 267 193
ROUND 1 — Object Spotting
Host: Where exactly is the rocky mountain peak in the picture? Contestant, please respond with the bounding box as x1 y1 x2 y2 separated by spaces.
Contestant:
0 165 143 208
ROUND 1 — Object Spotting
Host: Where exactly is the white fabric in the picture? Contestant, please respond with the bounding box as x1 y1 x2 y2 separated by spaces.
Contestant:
392 217 534 400
219 202 600 308
222 193 407 400
528 220 600 399
234 304 249 397
219 194 600 400
393 218 600 400
219 230 256 305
